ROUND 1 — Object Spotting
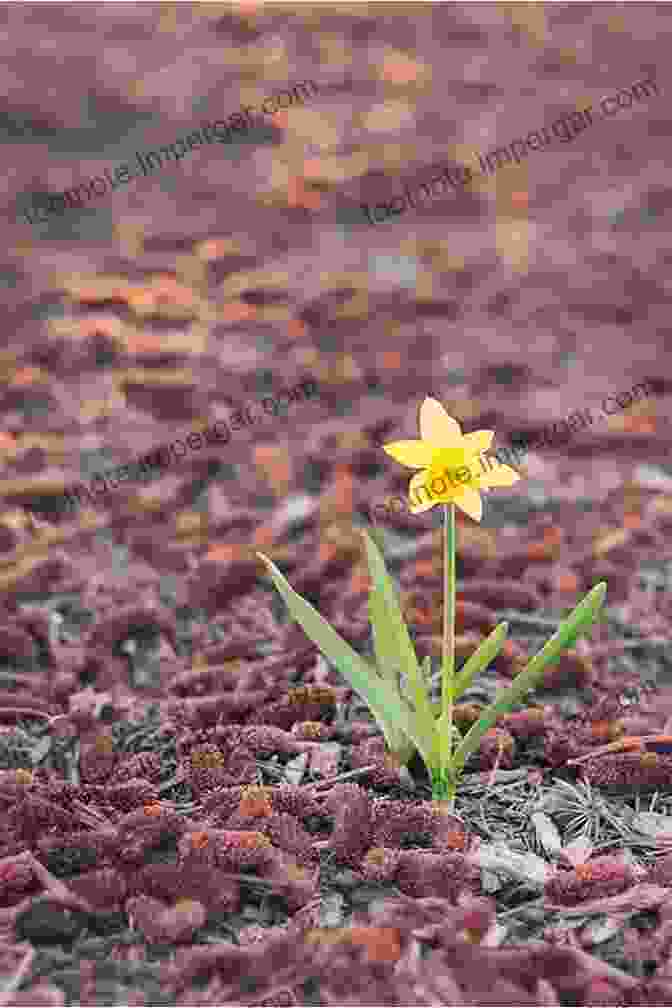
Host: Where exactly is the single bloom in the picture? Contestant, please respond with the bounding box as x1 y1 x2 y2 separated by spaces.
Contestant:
383 397 520 521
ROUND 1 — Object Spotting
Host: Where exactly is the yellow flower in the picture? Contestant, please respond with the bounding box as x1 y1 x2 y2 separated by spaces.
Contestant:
383 397 520 521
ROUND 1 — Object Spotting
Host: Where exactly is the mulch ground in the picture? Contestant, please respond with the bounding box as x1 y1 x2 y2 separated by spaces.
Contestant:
1 3 672 1005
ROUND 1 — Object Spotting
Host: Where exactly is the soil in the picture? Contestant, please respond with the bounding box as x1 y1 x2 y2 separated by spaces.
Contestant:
0 3 672 1005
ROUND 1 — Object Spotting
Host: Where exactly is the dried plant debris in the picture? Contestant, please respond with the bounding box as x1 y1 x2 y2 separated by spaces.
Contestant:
1 2 671 1003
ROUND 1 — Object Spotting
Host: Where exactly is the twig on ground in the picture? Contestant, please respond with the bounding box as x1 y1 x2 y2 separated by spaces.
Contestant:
305 765 378 792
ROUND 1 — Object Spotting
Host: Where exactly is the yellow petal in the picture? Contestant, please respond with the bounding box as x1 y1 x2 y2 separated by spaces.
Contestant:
407 469 439 513
382 439 436 469
452 485 483 522
418 398 462 446
478 462 521 488
461 430 494 456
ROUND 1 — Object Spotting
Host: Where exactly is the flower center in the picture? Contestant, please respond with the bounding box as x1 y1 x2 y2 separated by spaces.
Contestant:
426 445 479 495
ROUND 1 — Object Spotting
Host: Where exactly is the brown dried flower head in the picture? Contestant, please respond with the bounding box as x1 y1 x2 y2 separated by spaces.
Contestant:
174 897 201 912
365 846 387 866
291 720 328 740
287 685 336 707
190 745 226 770
475 728 516 768
453 703 484 729
362 845 400 882
94 733 115 755
284 861 310 883
483 728 515 754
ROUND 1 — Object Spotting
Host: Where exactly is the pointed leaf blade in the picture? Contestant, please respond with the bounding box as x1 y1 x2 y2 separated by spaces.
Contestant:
368 585 410 753
539 589 607 668
452 621 509 700
368 584 402 689
360 529 436 744
257 552 435 765
361 528 420 682
452 583 607 773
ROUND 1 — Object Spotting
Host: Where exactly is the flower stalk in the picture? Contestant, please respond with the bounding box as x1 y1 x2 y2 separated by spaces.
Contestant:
440 502 457 797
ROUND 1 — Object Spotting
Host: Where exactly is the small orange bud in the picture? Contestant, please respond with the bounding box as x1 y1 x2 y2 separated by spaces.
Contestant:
144 803 162 817
556 572 579 592
190 831 209 850
542 526 563 546
11 366 41 387
444 830 468 851
380 350 402 371
287 319 307 340
221 302 257 323
347 926 402 963
414 559 435 577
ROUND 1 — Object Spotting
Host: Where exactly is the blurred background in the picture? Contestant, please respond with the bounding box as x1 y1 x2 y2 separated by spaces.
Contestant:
0 1 670 646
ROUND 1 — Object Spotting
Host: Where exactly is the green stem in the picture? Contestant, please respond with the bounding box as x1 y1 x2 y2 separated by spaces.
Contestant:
431 766 457 804
441 502 456 760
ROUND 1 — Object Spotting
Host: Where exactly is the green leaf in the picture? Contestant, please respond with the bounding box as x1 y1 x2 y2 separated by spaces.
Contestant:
368 585 413 757
451 621 510 700
361 528 420 683
422 654 443 766
364 523 389 556
256 551 435 766
451 582 607 774
360 529 436 745
540 590 607 668
368 585 401 689
435 710 461 770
